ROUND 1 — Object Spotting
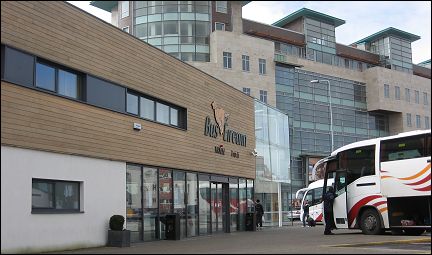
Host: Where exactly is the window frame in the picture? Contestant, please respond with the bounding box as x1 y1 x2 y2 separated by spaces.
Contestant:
223 52 232 69
35 59 82 100
32 178 81 214
259 58 266 75
259 90 267 103
215 22 225 31
121 1 130 19
242 55 250 72
216 1 227 13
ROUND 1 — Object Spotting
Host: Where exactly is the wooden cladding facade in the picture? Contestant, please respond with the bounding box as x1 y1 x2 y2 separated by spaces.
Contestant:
0 1 255 179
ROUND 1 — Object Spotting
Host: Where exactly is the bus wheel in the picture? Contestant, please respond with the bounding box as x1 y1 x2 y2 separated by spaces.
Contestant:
360 209 382 235
404 229 425 236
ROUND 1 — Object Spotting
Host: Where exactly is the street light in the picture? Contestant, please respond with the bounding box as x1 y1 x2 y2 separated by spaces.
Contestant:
310 79 334 152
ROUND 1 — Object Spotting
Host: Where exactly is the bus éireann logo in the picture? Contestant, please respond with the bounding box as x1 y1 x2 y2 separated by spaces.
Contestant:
211 101 229 136
204 101 247 147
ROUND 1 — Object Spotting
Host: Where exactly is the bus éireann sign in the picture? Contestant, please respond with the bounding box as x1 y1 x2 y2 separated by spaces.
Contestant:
204 101 247 147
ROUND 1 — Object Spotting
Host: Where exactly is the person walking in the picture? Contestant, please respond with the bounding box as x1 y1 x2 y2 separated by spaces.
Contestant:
302 200 310 227
323 186 335 235
255 199 264 230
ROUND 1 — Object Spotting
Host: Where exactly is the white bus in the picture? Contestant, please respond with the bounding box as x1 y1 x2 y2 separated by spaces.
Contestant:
300 178 334 224
319 129 431 235
290 188 308 220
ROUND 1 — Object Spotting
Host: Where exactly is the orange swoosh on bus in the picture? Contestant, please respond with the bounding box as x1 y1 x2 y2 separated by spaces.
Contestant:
379 207 388 213
398 163 430 181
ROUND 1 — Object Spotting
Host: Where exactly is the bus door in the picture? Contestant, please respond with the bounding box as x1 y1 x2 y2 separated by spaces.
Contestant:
333 170 348 228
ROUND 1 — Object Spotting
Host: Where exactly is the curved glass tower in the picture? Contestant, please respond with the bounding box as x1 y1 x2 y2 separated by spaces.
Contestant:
134 1 210 62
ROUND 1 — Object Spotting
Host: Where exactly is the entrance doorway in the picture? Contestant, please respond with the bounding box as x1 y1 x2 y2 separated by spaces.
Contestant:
211 182 229 233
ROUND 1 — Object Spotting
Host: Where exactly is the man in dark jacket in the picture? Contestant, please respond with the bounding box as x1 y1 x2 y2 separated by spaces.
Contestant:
302 200 310 227
255 199 264 229
323 186 335 235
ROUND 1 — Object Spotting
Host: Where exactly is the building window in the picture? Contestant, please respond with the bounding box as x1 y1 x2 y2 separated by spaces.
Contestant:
36 61 81 99
395 86 400 100
216 1 227 13
32 179 80 213
242 55 250 72
121 1 129 18
415 90 419 104
384 84 389 98
425 116 430 129
140 97 155 120
259 59 266 75
223 52 232 69
127 92 139 115
36 62 55 92
407 113 412 127
243 87 251 95
424 92 429 105
416 115 421 128
215 22 225 31
259 90 267 103
405 88 410 102
122 26 130 33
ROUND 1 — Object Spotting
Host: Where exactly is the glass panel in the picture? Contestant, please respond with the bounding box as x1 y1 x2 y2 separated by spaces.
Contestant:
32 181 54 208
58 69 78 99
143 167 158 241
163 21 179 35
136 24 148 38
246 179 254 213
127 93 139 115
127 165 143 242
140 97 155 120
199 176 210 235
159 168 172 214
173 171 186 239
229 182 238 232
36 62 55 91
156 102 170 124
186 173 198 237
238 178 246 231
54 182 79 210
170 108 178 126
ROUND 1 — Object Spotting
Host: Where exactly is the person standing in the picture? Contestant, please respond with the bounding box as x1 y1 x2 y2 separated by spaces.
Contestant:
323 186 335 235
302 200 310 227
255 199 264 230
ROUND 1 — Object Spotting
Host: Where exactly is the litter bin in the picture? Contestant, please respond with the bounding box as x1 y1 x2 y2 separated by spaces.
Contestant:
165 213 180 240
245 212 256 231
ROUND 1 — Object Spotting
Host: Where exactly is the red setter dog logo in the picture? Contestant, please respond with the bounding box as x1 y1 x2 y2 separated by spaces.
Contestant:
211 101 230 136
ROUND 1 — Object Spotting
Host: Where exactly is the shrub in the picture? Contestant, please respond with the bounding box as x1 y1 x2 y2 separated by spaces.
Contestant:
109 215 125 231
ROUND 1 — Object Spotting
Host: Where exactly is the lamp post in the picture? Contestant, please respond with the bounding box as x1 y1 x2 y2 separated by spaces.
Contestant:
310 79 334 152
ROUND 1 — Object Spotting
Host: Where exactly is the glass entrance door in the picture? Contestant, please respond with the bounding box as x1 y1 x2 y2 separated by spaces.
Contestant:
211 182 228 233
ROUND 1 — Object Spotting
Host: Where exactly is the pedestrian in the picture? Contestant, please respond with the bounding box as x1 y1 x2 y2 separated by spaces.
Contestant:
302 200 310 227
255 199 264 230
323 186 335 235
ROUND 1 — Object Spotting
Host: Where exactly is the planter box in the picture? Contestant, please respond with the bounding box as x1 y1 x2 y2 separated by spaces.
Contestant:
107 230 131 247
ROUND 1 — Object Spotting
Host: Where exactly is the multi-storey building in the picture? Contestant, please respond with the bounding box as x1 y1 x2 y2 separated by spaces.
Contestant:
92 1 431 227
1 1 258 252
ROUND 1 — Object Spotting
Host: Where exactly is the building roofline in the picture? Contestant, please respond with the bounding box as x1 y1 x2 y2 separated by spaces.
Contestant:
90 1 117 12
272 7 345 28
243 18 305 35
353 27 421 44
418 59 431 65
91 1 251 12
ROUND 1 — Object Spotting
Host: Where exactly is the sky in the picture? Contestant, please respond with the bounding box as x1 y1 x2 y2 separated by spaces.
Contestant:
68 1 431 64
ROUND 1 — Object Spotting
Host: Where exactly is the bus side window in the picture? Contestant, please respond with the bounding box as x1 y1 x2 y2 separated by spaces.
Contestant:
381 135 425 162
425 134 431 157
339 145 375 186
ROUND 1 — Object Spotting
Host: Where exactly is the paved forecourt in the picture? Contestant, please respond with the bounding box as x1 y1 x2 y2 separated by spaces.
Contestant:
50 223 431 254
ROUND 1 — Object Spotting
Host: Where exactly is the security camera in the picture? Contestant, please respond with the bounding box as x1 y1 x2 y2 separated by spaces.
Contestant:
251 149 258 157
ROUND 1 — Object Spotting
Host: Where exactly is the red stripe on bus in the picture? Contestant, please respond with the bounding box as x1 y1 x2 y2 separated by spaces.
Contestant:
348 195 382 226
